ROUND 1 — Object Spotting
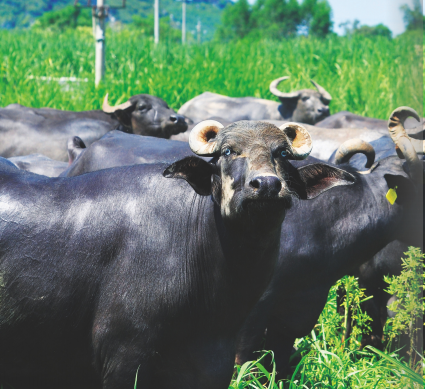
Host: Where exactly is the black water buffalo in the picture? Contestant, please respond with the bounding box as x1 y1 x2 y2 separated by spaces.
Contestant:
61 130 196 177
0 120 354 389
102 93 187 137
0 94 187 161
63 125 386 177
62 109 423 378
235 107 423 376
7 154 68 177
316 110 424 132
178 77 332 125
174 119 391 161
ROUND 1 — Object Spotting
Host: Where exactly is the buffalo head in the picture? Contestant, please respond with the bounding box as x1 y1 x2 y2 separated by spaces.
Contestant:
103 94 188 138
164 120 355 231
270 76 332 124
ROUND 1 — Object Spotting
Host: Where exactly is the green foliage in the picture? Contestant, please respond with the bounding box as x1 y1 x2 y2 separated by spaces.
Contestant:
229 274 424 388
384 247 424 370
32 5 91 31
301 0 333 38
339 20 392 39
354 23 392 39
0 0 71 29
400 0 423 31
251 0 302 39
335 276 373 349
1 29 421 119
215 0 252 41
130 15 184 44
215 0 332 41
0 0 227 42
229 351 277 389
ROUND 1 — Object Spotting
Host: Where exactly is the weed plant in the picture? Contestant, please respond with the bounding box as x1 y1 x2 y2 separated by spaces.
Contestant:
0 29 422 119
232 247 424 389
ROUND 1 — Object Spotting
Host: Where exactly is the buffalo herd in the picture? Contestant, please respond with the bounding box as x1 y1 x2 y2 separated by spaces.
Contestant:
0 76 423 388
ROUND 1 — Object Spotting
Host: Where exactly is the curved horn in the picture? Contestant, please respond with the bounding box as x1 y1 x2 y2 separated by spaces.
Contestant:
388 106 424 182
269 76 299 99
310 80 332 104
334 139 375 168
102 93 133 113
279 122 312 160
189 120 223 156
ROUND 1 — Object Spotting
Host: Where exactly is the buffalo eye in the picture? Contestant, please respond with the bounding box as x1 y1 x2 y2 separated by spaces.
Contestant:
302 96 310 101
223 148 232 157
138 105 148 112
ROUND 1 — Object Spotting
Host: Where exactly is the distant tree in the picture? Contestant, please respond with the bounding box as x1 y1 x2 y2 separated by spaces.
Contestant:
250 0 301 39
400 0 423 31
215 0 252 40
354 23 392 39
301 0 333 37
215 0 333 41
32 5 91 31
339 19 392 39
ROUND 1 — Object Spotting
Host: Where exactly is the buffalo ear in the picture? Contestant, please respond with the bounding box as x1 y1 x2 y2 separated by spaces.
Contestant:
290 163 356 199
67 136 86 165
163 156 214 196
112 105 135 129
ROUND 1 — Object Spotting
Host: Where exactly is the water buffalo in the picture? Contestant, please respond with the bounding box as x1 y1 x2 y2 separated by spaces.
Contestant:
235 107 423 376
177 77 332 125
7 154 68 177
316 110 424 132
62 108 422 378
0 120 354 389
60 130 196 177
63 124 389 177
0 94 187 161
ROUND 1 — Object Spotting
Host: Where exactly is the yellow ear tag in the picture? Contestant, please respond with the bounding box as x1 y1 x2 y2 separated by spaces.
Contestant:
386 186 397 205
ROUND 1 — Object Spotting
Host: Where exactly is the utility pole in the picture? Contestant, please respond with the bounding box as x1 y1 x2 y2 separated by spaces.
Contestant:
93 0 105 86
75 0 126 87
182 0 186 44
196 19 201 44
154 0 159 44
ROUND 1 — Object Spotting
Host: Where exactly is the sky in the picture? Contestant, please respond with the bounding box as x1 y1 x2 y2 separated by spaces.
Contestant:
328 0 417 36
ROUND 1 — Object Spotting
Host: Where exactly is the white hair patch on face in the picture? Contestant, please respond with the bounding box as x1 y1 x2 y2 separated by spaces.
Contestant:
221 174 235 217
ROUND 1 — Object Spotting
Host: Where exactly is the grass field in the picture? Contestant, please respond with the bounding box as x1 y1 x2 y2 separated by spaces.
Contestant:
0 28 423 389
0 28 423 119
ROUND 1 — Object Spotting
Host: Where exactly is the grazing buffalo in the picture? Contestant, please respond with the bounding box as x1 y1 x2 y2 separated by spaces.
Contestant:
0 120 354 389
0 94 187 161
178 77 332 125
8 154 68 177
235 107 424 376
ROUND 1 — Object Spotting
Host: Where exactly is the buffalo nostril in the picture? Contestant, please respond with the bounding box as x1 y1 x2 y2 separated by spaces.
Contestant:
250 179 261 189
170 115 178 122
250 176 282 196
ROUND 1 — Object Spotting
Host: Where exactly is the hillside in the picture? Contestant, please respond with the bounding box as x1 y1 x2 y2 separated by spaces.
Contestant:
0 0 230 40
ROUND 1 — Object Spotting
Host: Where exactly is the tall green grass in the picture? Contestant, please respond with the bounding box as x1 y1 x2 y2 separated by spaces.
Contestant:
0 28 422 119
